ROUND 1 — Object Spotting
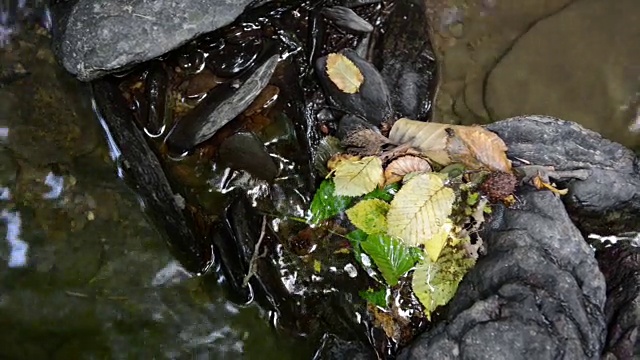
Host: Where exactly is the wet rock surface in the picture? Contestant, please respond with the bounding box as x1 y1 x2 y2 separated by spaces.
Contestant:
400 116 640 359
597 242 640 359
487 115 640 235
50 0 258 81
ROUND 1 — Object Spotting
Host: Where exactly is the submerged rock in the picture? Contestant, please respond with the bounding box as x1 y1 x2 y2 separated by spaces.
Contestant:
51 0 259 81
165 52 280 155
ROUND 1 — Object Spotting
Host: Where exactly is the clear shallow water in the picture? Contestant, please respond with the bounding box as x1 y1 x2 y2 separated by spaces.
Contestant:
0 18 314 360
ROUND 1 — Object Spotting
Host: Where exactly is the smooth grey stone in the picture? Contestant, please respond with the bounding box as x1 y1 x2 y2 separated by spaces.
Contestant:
51 0 257 81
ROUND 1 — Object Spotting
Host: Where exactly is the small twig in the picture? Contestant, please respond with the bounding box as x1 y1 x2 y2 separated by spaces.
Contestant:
65 291 89 298
243 216 268 287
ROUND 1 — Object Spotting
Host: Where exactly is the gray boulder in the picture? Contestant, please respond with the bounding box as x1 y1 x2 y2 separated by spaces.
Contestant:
51 0 257 81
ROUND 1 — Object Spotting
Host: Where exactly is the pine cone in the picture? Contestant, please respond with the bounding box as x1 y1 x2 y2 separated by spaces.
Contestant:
480 171 518 203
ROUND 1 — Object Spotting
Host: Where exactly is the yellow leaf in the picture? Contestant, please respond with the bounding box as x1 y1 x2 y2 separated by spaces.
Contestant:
423 220 453 262
386 173 455 252
333 156 384 197
326 53 364 94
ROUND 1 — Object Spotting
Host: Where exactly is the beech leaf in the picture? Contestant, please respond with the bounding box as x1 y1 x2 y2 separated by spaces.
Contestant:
386 173 455 252
308 179 353 224
360 233 420 286
326 53 364 94
346 199 390 235
333 156 384 197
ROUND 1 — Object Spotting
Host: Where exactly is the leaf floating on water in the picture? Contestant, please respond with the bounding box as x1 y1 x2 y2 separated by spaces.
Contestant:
346 199 390 235
384 155 432 185
388 119 512 172
360 233 420 286
412 246 476 320
326 53 364 94
386 173 455 254
308 179 353 224
333 156 384 197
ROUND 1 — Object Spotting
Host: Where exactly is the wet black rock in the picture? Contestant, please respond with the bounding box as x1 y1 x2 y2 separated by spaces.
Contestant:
51 0 259 81
597 242 640 359
399 189 607 359
92 78 215 274
378 0 436 121
315 49 393 126
487 115 640 235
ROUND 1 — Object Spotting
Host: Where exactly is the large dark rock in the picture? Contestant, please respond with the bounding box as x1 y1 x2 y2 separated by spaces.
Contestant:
400 116 640 359
487 115 640 235
399 189 607 360
51 0 257 81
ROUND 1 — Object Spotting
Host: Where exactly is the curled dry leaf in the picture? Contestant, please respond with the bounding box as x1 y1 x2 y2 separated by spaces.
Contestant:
388 119 512 172
384 156 432 185
326 53 365 94
532 174 569 196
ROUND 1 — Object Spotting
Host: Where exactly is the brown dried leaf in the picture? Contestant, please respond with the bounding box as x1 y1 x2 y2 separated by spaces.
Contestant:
384 156 431 185
448 126 511 172
388 118 512 172
326 53 364 94
388 119 451 165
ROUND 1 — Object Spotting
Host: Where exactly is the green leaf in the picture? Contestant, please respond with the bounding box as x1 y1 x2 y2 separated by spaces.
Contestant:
466 192 480 206
347 229 368 264
363 183 400 202
387 173 455 260
360 233 420 286
411 246 476 320
346 199 390 235
333 156 384 197
359 288 388 308
308 180 353 224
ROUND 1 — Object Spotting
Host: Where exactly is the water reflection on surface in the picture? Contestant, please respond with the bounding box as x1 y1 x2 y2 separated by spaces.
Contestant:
0 17 314 360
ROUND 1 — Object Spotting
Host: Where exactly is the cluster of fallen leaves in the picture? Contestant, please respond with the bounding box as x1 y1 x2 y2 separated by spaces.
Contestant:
313 52 571 321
